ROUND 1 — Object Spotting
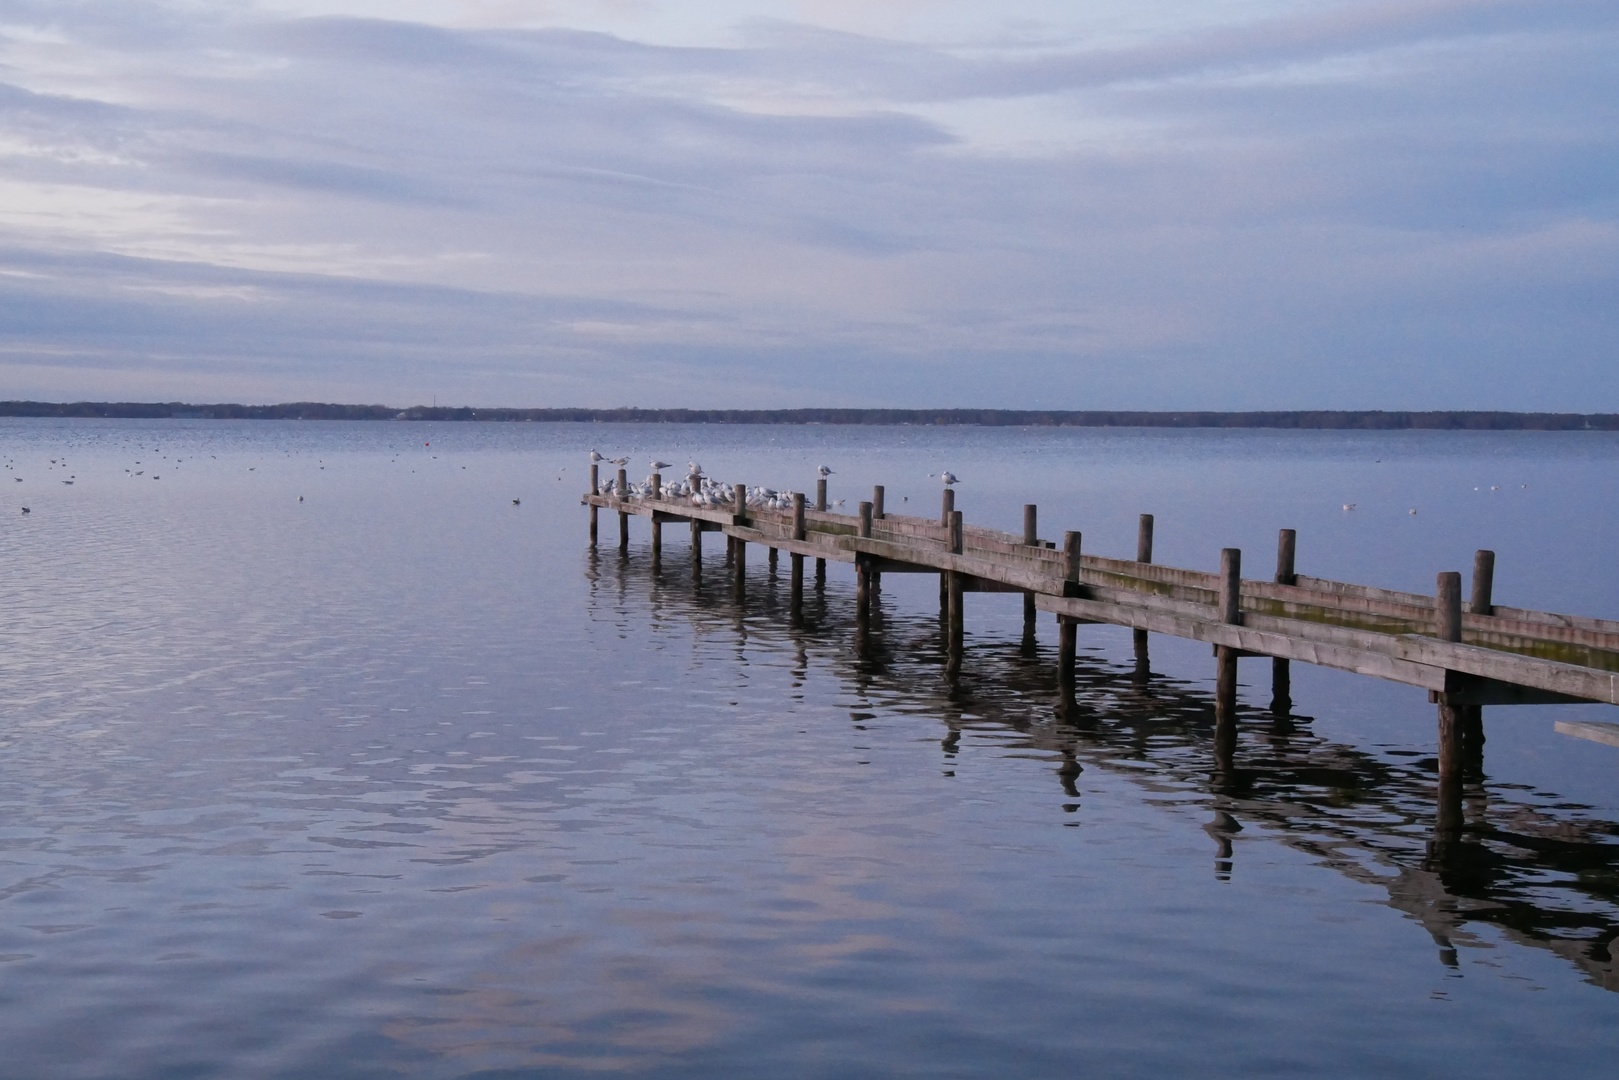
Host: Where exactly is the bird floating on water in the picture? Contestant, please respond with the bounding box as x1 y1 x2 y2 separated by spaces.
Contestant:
1343 503 1355 511
513 499 521 505
20 506 28 514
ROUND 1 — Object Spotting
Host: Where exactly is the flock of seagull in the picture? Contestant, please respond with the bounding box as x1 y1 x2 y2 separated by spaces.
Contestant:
589 450 958 511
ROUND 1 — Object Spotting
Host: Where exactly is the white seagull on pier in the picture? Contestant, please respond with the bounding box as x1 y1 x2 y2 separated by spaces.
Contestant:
589 449 604 463
940 471 959 486
817 465 834 477
649 460 672 472
609 457 629 467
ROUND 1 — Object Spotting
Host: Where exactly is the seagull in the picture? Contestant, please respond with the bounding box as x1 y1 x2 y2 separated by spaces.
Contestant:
20 507 28 514
649 460 672 471
1409 509 1417 514
609 457 629 467
817 465 834 477
940 471 958 486
513 499 521 505
589 449 604 463
1342 503 1355 511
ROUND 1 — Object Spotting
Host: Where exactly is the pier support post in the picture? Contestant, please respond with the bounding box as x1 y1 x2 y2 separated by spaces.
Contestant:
946 510 965 676
790 493 806 615
856 503 874 617
873 486 885 520
690 518 702 580
1272 529 1296 713
814 477 827 583
768 546 778 576
1133 514 1154 680
1434 570 1467 835
734 536 745 594
939 488 956 614
1022 504 1038 649
1057 531 1081 698
617 467 629 551
588 463 599 545
1214 547 1242 778
650 474 662 560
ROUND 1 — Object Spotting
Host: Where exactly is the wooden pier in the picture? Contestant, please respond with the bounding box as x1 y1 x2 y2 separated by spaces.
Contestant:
586 468 1619 827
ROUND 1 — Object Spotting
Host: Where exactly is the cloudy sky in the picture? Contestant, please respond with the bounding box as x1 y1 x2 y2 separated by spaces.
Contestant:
0 1 1613 409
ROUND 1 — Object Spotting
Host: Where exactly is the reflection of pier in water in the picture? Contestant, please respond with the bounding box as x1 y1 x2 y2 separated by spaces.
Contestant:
585 543 1619 994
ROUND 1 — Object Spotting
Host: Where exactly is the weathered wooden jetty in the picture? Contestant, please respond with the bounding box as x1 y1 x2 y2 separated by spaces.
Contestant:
585 465 1618 829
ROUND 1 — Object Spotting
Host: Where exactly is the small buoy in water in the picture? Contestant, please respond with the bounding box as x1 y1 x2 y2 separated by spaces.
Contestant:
299 496 304 502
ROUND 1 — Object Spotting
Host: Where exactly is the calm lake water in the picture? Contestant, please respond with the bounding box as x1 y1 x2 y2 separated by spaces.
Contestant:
1 418 1617 1079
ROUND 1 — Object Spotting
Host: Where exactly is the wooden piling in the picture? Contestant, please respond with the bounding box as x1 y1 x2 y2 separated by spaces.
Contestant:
873 486 885 520
617 468 630 551
1436 571 1464 783
589 462 600 543
815 480 827 582
1219 548 1242 625
1215 545 1242 774
734 531 746 593
1133 515 1154 671
1276 529 1296 586
690 516 702 564
1059 530 1081 693
1272 529 1296 710
769 546 778 575
946 509 966 673
791 493 806 609
1022 504 1038 642
1215 643 1239 776
1471 550 1496 616
859 501 874 539
650 473 662 557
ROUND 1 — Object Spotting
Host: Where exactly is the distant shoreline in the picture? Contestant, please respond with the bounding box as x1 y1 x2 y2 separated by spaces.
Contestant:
1 401 1616 430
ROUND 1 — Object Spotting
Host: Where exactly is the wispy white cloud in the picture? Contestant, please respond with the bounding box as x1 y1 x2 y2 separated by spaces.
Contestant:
0 0 1613 407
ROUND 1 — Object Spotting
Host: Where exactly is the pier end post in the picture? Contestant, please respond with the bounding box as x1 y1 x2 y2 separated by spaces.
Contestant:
1137 514 1154 564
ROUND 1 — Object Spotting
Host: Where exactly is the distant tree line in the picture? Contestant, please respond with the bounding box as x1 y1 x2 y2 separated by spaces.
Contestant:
2 401 1616 430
